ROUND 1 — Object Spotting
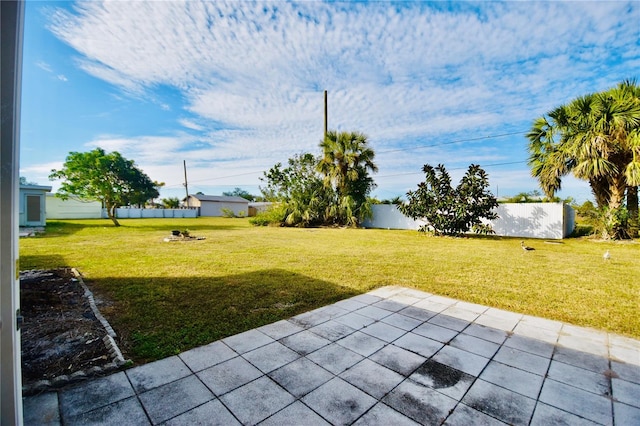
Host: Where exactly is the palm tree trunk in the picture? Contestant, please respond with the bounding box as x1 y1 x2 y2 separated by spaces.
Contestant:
628 185 639 238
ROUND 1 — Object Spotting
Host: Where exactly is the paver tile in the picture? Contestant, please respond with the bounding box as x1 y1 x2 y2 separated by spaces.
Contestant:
453 301 488 315
553 345 610 374
367 286 406 298
408 359 474 400
493 346 550 376
222 329 274 354
538 379 612 425
462 379 536 425
463 323 508 344
138 375 214 425
518 315 563 332
451 333 500 358
426 295 458 306
398 305 439 322
196 356 262 396
359 320 406 343
512 323 561 344
474 314 519 332
356 305 393 321
530 402 600 426
383 379 457 425
302 378 377 425
352 402 420 425
307 343 364 375
412 322 459 343
242 341 300 373
340 359 405 399
280 330 331 355
433 345 490 377
23 392 60 426
611 360 640 385
334 311 377 330
484 308 523 322
220 376 295 425
126 356 191 393
178 341 237 372
332 298 368 312
612 378 640 407
444 403 508 426
502 334 555 358
557 334 609 358
480 361 544 399
614 402 640 426
547 360 610 396
64 396 149 426
429 312 473 330
163 399 240 426
259 401 330 425
369 344 426 376
308 320 356 341
412 299 450 315
438 306 480 323
59 372 134 419
257 320 305 340
372 299 408 312
609 344 640 366
337 331 386 357
394 332 443 358
269 357 333 397
350 294 383 305
381 312 424 331
290 307 334 329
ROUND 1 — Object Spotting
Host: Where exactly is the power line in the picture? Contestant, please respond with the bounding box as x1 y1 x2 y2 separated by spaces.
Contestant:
376 160 528 179
377 131 526 154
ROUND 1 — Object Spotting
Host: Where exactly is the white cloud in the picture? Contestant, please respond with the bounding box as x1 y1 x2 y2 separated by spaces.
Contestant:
42 0 639 198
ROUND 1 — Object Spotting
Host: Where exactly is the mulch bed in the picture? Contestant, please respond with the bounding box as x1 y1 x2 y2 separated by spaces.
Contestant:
20 268 123 394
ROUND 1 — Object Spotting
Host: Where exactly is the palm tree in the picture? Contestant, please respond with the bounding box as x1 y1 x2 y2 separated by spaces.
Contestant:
527 80 640 238
317 130 378 226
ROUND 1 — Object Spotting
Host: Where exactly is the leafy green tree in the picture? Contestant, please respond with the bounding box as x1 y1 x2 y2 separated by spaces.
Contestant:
527 79 640 239
49 148 159 226
399 164 498 236
317 130 378 226
223 187 256 201
161 197 181 208
259 153 332 227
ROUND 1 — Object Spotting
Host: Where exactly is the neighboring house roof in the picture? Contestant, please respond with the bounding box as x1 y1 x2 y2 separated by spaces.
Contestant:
20 184 52 192
187 194 249 203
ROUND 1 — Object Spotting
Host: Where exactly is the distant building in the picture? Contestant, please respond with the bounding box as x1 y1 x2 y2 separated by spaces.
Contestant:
19 185 52 227
46 194 103 219
184 194 249 217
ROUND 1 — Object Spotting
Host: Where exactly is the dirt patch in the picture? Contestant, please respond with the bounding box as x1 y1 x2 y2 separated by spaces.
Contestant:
20 268 125 394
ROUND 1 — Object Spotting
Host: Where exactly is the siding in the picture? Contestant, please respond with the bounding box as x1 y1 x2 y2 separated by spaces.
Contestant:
46 194 102 219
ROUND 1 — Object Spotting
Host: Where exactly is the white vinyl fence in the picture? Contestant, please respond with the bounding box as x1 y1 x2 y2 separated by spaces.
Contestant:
106 208 198 219
363 203 575 239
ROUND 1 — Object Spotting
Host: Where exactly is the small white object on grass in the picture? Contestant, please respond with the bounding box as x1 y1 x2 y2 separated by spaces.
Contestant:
603 250 611 262
521 241 535 251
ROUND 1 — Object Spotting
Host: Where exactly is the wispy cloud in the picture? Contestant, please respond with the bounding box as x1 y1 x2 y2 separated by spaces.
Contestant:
41 0 638 200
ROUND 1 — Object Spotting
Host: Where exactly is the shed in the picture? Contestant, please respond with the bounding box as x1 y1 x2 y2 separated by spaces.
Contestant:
184 194 249 217
19 184 52 226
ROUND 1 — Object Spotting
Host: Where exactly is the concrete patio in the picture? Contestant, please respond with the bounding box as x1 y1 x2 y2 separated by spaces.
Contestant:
23 286 640 425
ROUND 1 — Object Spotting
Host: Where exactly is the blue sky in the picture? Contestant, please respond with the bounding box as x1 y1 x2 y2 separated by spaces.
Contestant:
20 1 640 203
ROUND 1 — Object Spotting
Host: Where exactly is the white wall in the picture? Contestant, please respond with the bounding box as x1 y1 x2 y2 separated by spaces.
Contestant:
199 201 248 217
364 203 575 239
112 208 198 218
46 194 102 219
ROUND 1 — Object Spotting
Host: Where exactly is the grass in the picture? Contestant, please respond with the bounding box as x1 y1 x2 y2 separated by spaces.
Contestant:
20 218 640 363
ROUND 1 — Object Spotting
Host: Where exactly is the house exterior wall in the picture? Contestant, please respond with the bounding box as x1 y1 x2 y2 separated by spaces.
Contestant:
46 194 103 219
363 202 575 239
200 201 248 217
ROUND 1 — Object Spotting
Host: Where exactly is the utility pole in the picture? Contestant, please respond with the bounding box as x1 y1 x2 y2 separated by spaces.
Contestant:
183 160 189 207
324 90 328 141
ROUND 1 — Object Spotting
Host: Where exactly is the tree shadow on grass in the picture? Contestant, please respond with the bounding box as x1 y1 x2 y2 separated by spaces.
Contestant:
40 219 248 237
84 269 360 364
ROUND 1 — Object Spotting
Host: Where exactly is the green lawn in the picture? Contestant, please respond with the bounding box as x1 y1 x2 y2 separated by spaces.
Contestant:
20 218 639 363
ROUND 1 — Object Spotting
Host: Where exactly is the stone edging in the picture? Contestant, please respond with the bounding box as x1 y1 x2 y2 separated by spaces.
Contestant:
23 269 130 395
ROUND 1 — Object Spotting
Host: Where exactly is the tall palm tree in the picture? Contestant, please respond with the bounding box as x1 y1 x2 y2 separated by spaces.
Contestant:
317 130 378 226
527 80 640 238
